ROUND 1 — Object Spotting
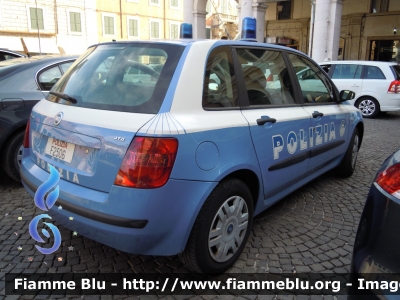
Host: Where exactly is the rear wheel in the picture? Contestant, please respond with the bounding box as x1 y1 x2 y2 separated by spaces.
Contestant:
180 178 253 273
1 131 24 182
356 97 379 118
336 128 359 177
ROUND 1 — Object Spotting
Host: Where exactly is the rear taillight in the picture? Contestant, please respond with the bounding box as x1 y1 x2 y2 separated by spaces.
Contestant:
388 80 400 93
376 163 400 199
114 137 178 189
23 120 30 148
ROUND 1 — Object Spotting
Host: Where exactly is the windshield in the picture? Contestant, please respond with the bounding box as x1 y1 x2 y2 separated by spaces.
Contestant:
47 43 185 114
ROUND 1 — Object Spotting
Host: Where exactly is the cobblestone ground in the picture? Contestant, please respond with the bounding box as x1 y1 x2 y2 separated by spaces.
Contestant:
1 112 400 299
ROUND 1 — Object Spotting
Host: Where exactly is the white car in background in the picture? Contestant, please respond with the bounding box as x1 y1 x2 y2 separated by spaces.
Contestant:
320 61 400 118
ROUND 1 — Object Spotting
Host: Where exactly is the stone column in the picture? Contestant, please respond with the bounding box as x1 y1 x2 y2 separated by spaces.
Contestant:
192 10 208 39
237 0 253 36
252 2 268 42
311 0 344 62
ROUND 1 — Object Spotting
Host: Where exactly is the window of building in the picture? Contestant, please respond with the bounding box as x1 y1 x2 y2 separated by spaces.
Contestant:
371 0 389 13
277 1 291 20
29 7 44 30
170 0 178 8
127 17 139 38
150 20 161 38
103 14 115 35
150 0 159 5
221 0 228 14
170 23 179 39
69 12 82 32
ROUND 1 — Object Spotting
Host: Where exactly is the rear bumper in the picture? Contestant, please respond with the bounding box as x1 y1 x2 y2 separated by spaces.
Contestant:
21 151 217 256
378 93 400 112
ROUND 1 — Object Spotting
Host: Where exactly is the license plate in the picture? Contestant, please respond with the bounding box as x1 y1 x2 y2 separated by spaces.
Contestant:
44 137 75 163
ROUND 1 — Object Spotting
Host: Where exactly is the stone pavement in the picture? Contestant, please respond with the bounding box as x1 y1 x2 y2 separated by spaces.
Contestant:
1 112 400 299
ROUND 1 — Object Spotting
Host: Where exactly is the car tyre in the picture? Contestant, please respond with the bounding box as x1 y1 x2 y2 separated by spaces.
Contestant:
180 178 253 273
356 97 379 118
336 128 359 177
1 131 24 182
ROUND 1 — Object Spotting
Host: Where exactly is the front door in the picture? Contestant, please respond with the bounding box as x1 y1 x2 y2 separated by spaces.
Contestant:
234 47 311 208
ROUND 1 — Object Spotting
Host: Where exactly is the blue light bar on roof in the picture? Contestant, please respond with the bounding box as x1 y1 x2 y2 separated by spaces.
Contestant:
180 23 193 39
241 17 256 40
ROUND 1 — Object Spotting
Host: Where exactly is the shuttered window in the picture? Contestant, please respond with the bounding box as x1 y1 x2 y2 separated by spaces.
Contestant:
129 19 138 37
170 24 178 39
70 12 82 32
30 7 44 30
150 21 160 38
104 16 114 35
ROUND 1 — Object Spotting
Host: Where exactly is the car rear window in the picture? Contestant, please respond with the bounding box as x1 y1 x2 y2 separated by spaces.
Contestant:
47 43 185 114
391 65 400 80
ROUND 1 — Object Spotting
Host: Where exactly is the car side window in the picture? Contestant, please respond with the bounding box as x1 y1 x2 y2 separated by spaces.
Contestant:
332 64 362 79
202 46 238 108
320 64 331 74
236 48 295 106
364 66 386 79
38 66 62 91
287 54 334 103
60 62 73 74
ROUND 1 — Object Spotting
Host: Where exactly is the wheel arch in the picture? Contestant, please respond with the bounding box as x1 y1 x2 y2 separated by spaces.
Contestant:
0 125 26 156
221 168 261 213
355 121 364 149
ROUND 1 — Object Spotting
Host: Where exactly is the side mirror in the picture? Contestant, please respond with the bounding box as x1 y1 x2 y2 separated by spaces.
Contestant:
339 90 355 102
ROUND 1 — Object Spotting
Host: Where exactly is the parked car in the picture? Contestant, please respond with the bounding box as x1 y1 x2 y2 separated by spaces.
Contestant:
320 61 400 118
0 48 25 61
349 147 400 298
0 55 78 182
21 35 363 273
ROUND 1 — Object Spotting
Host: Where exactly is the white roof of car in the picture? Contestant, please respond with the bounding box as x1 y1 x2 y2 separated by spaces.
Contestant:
320 60 399 66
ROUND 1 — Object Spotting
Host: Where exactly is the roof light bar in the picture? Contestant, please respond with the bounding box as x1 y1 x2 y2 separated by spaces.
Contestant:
180 23 193 39
241 17 257 41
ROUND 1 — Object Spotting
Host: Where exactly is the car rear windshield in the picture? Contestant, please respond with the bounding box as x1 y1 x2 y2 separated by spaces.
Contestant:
47 43 185 114
391 65 400 80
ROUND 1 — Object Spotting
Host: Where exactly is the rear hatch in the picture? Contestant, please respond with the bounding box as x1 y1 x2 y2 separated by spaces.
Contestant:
29 42 185 192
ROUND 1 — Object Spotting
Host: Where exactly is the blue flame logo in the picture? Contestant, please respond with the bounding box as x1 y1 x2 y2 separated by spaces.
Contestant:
29 165 62 254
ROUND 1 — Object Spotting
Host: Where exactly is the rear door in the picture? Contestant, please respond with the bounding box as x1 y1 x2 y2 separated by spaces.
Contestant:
235 47 311 203
361 65 389 107
288 54 351 174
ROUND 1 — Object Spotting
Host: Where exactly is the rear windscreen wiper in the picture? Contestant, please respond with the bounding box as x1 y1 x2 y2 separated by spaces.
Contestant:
49 91 78 104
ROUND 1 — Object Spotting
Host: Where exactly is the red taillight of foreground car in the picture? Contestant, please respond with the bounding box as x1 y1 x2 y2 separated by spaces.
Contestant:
388 80 400 93
23 120 30 148
376 163 400 199
114 137 178 188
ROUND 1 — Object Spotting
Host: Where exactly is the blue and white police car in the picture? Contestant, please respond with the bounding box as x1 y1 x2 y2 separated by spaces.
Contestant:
21 22 363 273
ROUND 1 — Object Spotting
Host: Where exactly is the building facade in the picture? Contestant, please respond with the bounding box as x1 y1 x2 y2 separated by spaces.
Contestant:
265 0 400 62
0 0 184 55
96 0 183 43
0 0 98 55
205 0 238 40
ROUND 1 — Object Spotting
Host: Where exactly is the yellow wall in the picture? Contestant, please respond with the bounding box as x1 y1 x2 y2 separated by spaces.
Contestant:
96 0 183 43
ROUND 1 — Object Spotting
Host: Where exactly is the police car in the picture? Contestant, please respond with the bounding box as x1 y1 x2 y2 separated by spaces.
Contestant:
21 21 363 273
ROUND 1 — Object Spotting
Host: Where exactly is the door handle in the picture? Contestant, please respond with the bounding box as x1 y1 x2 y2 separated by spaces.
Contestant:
351 85 359 87
257 118 276 125
312 111 324 118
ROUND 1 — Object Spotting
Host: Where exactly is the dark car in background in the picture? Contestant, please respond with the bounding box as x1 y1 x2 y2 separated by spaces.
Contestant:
0 55 77 182
350 147 400 298
0 48 25 61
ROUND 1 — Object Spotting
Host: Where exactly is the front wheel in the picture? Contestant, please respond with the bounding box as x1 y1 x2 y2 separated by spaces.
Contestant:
180 178 253 273
336 128 360 177
356 97 379 118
